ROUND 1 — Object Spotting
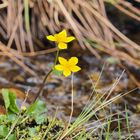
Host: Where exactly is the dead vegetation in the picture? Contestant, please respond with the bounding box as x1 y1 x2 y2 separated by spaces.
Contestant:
0 0 140 86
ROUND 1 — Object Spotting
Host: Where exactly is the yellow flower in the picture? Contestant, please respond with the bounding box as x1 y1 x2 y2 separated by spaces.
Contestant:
46 30 75 49
55 57 81 77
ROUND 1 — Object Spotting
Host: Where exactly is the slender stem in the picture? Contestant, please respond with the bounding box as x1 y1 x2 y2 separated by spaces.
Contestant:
68 73 74 125
33 69 53 102
58 73 74 140
125 104 131 140
33 48 60 102
54 48 60 66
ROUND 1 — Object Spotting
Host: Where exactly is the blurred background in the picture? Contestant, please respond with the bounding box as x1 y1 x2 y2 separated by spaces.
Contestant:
0 0 140 139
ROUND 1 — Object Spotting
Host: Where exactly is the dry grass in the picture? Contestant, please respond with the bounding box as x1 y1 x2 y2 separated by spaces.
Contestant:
0 0 140 79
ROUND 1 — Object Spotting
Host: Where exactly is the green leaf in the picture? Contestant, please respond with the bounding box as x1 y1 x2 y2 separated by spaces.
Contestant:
25 100 38 115
7 114 17 122
0 115 6 123
8 93 19 113
26 100 47 124
35 114 47 124
0 125 9 138
2 89 10 110
28 127 37 137
26 100 47 116
2 88 19 114
53 69 62 76
8 133 16 140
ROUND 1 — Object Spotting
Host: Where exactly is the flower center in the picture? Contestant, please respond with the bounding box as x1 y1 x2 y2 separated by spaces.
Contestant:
63 63 73 71
54 34 66 43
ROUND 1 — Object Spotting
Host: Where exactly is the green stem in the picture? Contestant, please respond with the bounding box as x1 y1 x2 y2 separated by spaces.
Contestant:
54 48 60 66
33 48 60 102
33 69 53 102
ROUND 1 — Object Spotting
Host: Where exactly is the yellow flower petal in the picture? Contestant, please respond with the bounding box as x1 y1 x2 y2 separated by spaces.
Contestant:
58 57 67 65
58 29 67 38
65 36 75 43
58 42 67 49
63 69 71 77
68 57 78 65
46 35 56 41
71 66 81 72
55 64 63 71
